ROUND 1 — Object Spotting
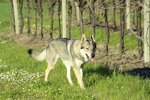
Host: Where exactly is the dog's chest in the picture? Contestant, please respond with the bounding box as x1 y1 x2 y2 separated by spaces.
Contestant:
75 58 84 68
62 58 84 68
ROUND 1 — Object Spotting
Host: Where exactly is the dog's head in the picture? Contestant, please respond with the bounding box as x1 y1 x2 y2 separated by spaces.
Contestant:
80 34 97 62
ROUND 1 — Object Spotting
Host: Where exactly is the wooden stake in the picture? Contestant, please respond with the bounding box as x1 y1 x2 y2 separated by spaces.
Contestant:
144 0 150 63
126 0 130 30
13 0 19 34
62 0 67 38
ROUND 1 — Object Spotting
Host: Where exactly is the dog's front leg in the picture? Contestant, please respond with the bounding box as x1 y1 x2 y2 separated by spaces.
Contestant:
80 68 83 78
73 65 85 90
66 65 73 85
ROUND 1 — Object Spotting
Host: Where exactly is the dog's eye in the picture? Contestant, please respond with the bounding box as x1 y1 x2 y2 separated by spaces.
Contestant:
81 47 84 49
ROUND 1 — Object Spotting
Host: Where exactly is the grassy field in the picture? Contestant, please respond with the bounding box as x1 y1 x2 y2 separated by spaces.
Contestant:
0 1 11 32
0 36 150 99
0 1 149 99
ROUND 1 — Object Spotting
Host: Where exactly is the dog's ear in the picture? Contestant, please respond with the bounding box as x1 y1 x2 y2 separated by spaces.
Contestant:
90 34 95 42
81 34 86 42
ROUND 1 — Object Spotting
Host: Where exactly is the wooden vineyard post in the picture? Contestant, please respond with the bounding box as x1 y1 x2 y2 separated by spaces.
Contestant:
120 0 125 55
75 1 80 25
39 0 43 38
58 0 61 38
13 0 19 34
68 0 72 38
49 1 56 39
62 0 67 38
112 0 117 29
102 0 110 53
26 0 31 35
137 0 143 58
34 0 38 36
18 0 24 34
10 0 15 32
144 0 150 63
126 0 130 30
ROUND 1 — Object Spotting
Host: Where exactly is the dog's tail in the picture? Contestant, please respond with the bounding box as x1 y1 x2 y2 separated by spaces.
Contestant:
28 49 46 61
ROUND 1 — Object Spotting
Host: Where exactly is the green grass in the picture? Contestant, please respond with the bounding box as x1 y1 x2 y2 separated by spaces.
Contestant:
0 1 11 32
0 36 150 99
0 1 149 99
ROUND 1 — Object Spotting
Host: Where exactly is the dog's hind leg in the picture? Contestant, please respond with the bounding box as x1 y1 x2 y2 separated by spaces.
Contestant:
45 55 58 82
45 63 54 81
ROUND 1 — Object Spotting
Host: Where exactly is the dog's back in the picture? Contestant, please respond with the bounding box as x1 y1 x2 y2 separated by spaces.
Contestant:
50 38 75 61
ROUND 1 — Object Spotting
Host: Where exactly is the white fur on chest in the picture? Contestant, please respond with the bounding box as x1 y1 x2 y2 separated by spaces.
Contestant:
75 58 84 68
62 57 84 68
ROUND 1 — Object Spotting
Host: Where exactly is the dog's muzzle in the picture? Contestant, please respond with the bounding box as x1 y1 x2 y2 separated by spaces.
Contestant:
91 53 95 58
85 53 89 59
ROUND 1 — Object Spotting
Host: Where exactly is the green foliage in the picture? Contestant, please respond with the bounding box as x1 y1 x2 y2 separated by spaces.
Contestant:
0 37 150 99
0 2 11 32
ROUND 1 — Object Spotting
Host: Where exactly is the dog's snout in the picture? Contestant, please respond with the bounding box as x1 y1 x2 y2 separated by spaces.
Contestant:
91 53 95 58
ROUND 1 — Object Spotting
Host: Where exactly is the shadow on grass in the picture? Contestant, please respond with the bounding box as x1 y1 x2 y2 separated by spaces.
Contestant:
84 65 113 77
85 63 150 79
124 67 150 79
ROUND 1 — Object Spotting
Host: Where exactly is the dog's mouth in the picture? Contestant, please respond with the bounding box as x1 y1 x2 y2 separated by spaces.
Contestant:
89 58 96 62
85 54 89 60
91 53 95 58
85 53 96 62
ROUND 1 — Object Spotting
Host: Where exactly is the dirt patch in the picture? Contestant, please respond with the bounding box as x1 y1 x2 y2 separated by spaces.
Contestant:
95 45 149 70
0 32 49 48
0 32 150 72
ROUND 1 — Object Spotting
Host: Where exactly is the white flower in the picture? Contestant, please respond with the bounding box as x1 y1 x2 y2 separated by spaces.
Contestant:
0 69 44 85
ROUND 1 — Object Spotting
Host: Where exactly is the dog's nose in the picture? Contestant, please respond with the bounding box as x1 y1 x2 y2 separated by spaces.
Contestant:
91 53 95 58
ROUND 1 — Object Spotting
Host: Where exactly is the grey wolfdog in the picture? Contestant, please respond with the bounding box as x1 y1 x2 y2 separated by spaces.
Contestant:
28 34 96 89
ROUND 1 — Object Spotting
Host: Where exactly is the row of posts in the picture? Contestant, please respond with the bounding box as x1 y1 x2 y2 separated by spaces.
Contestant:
12 0 150 63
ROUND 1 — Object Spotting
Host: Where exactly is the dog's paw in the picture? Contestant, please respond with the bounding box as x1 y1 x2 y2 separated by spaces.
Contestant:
80 86 85 90
45 81 51 86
